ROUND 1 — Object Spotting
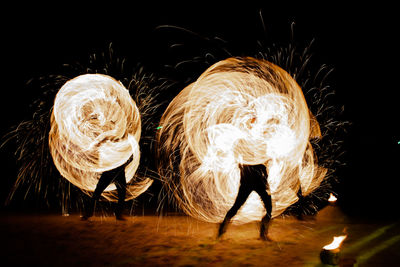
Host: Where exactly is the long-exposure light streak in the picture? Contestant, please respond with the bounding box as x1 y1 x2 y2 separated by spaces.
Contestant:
49 74 152 201
157 57 326 223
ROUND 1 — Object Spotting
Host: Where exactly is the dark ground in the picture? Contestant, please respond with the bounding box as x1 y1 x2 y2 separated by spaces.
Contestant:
1 204 399 266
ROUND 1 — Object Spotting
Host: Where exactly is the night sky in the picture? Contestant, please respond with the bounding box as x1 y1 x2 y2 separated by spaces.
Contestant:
1 4 399 218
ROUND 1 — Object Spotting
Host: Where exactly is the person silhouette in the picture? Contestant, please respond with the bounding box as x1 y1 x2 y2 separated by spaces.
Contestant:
218 163 272 240
81 158 131 221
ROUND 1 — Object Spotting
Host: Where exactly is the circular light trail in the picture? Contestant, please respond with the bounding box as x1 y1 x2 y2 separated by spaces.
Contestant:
49 74 152 201
157 57 326 223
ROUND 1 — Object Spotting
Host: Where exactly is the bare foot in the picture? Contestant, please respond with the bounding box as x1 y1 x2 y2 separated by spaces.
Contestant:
116 215 127 221
217 221 228 240
260 235 274 242
80 215 91 221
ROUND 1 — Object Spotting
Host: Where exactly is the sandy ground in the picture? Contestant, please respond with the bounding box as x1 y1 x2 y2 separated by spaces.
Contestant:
1 205 399 266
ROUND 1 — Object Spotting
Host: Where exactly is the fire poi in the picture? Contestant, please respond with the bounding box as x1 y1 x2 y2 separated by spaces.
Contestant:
157 57 326 223
49 74 152 201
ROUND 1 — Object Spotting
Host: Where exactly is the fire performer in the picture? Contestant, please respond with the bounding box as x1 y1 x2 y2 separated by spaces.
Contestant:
218 163 272 240
81 157 132 221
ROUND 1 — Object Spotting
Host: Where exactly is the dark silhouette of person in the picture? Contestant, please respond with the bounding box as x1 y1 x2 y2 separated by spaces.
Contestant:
295 188 306 220
218 163 272 240
81 159 131 221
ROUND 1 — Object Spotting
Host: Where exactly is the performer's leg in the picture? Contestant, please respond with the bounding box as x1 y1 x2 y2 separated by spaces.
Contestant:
114 171 127 220
256 187 272 240
81 172 114 220
218 185 251 238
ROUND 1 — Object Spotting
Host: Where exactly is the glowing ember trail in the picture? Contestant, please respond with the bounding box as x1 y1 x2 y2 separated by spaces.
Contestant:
49 74 152 201
157 57 326 223
323 235 347 250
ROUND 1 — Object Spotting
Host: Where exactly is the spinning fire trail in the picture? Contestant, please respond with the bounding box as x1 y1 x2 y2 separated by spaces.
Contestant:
2 44 166 210
49 74 152 201
157 57 326 223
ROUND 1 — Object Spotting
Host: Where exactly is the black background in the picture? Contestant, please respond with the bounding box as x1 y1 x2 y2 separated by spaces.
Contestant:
1 3 399 218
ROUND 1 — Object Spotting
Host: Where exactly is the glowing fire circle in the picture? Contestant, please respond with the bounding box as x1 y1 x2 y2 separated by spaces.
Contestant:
49 74 152 201
157 57 326 223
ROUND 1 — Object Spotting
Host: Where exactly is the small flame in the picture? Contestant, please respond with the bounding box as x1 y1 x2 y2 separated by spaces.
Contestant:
328 193 337 202
323 235 347 250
